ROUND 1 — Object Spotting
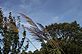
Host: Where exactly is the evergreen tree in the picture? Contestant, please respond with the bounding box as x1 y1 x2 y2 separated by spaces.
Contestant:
0 9 29 54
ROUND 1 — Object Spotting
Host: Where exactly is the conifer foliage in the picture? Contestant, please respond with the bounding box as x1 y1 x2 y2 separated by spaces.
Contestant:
0 9 29 54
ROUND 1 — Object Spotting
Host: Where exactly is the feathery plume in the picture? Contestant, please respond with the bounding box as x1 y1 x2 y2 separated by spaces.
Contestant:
37 23 44 30
19 13 37 28
20 13 51 41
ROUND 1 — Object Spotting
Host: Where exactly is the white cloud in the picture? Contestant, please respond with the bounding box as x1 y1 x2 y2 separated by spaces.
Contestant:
52 16 60 22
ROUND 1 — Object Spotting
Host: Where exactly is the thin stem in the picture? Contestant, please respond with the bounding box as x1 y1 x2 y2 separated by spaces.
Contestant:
27 38 38 50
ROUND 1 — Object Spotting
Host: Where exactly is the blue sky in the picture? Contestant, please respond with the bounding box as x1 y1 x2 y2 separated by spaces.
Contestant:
0 0 82 51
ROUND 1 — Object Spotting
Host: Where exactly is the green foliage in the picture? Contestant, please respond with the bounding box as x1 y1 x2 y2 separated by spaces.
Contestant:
21 50 28 54
27 21 82 54
27 51 33 54
0 9 29 54
44 21 82 54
